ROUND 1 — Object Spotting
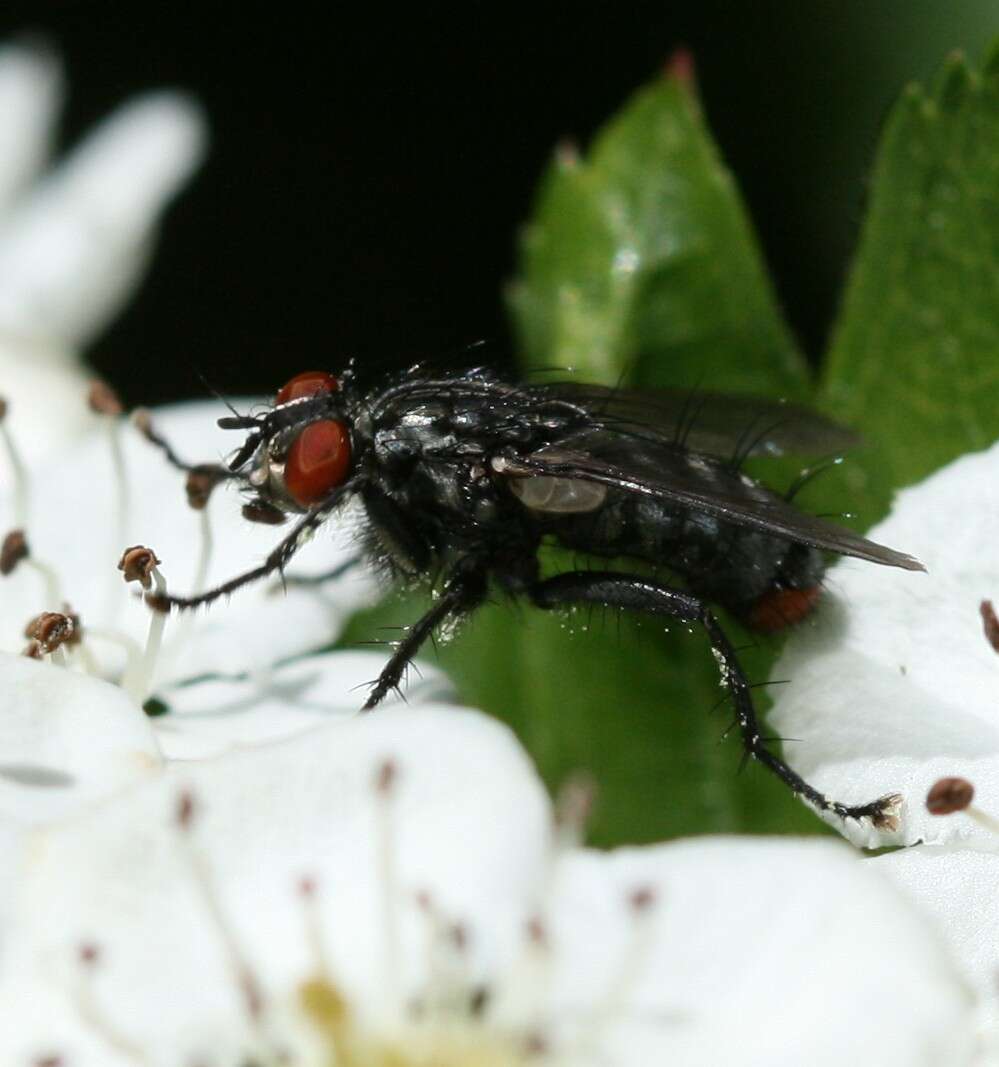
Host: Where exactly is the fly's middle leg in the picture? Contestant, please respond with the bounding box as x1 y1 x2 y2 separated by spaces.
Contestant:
528 569 901 829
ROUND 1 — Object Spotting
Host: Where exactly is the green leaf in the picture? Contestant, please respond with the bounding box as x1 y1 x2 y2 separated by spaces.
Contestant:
508 71 809 396
822 46 999 517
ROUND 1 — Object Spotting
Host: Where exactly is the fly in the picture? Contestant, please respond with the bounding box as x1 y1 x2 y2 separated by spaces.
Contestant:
147 364 922 828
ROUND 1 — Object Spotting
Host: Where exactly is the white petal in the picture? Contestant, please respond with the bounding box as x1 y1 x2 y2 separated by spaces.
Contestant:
541 837 975 1066
0 651 161 824
878 845 999 1046
0 343 97 481
0 706 550 1062
0 38 63 214
154 650 456 759
769 441 999 847
0 91 206 347
0 401 377 688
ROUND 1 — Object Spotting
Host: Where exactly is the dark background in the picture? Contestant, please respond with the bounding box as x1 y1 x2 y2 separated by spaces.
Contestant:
5 2 998 405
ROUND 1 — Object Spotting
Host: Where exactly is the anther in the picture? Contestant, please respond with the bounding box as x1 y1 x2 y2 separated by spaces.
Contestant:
2 529 62 608
628 885 657 914
78 942 100 967
981 600 999 654
926 777 974 815
926 776 999 834
24 611 75 658
185 464 225 510
119 546 168 705
176 789 196 830
523 1032 550 1058
87 379 124 417
375 758 398 796
526 916 548 948
118 545 161 590
0 528 27 574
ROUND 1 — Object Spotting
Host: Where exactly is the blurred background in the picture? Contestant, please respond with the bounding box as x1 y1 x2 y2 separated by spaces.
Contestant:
5 1 999 405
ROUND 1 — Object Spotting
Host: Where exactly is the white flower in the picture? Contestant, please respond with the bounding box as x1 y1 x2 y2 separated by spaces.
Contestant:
0 697 976 1066
0 38 205 475
768 441 999 1039
768 440 999 850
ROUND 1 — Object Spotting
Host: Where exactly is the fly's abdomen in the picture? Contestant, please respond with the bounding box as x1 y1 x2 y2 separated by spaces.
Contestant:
548 487 826 629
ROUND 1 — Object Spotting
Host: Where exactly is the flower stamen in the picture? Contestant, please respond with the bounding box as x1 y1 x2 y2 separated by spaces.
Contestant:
925 776 999 833
2 528 62 607
72 942 149 1065
24 610 75 664
118 546 168 705
173 791 270 1043
89 381 131 590
0 397 29 527
567 885 659 1060
375 757 402 1017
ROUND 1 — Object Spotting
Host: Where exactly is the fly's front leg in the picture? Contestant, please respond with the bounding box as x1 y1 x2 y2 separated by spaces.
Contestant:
363 566 488 711
529 570 901 829
150 486 355 612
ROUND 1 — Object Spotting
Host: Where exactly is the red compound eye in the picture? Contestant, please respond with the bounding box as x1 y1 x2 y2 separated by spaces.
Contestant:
275 370 338 405
284 420 352 505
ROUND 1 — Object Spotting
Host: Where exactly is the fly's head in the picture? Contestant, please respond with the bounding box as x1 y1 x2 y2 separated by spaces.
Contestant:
219 370 361 522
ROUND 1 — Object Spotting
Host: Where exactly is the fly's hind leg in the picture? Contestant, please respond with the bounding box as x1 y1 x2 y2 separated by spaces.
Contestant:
528 569 901 830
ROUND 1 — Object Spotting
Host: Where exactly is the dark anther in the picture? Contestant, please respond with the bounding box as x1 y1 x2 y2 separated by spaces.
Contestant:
78 942 100 966
118 545 160 589
628 885 657 913
87 379 124 417
375 758 398 795
24 612 75 654
468 986 490 1017
176 790 196 829
981 600 999 654
0 396 8 421
185 464 226 510
525 916 548 947
0 528 28 575
926 777 974 815
242 499 287 526
22 641 42 659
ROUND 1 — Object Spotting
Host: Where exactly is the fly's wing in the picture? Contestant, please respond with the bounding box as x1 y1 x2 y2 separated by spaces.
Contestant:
527 382 860 459
501 428 923 571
